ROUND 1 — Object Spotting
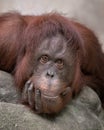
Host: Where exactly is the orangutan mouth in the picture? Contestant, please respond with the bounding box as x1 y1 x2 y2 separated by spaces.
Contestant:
34 86 71 113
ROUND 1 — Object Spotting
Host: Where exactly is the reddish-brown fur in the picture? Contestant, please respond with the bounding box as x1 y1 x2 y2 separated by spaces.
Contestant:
0 12 104 105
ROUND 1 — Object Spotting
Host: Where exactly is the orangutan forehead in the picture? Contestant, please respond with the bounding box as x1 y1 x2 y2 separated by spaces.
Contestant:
38 34 68 55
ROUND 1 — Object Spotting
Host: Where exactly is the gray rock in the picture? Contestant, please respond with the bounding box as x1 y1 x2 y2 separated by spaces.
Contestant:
0 71 104 130
0 71 20 103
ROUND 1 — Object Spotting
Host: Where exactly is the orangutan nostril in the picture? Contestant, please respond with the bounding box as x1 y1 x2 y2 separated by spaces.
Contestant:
46 70 54 78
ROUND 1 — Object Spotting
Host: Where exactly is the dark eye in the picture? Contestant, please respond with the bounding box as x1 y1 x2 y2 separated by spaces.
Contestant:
56 59 64 69
40 55 49 64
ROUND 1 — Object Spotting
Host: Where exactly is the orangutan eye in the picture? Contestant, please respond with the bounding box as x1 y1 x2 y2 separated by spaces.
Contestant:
40 55 49 64
56 59 64 69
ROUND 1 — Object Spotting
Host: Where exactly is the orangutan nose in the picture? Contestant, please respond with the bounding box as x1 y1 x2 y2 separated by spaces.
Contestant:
46 70 54 78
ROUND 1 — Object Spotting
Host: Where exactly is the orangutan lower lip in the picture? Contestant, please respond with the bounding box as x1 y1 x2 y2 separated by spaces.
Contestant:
41 87 71 99
42 94 59 99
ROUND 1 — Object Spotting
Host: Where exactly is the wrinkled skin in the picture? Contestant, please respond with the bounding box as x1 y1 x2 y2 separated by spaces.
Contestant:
22 34 76 114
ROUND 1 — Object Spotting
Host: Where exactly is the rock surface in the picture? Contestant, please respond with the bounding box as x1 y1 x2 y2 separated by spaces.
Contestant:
0 71 104 130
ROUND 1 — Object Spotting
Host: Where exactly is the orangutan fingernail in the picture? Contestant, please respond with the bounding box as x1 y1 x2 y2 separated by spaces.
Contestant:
61 87 71 96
